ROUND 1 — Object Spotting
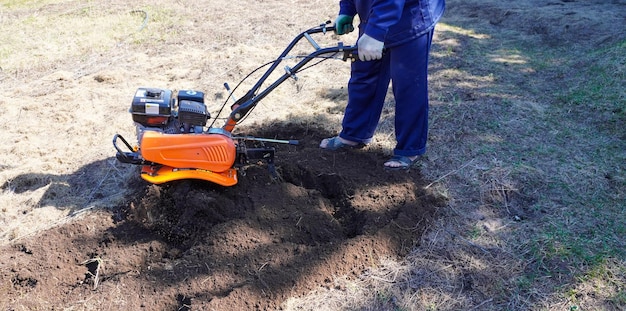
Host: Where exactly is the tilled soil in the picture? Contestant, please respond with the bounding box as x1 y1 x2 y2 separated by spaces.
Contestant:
0 123 445 310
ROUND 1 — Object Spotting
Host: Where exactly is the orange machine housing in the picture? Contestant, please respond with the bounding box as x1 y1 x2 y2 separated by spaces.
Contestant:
138 131 238 186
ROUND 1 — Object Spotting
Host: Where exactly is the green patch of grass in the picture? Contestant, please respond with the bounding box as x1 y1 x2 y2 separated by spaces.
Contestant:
610 289 626 308
434 22 625 309
516 274 536 292
537 217 622 267
555 40 626 127
426 5 625 310
511 38 626 307
467 224 482 239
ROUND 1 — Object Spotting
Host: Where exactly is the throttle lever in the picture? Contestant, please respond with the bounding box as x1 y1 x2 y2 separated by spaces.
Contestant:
224 83 238 104
338 42 358 62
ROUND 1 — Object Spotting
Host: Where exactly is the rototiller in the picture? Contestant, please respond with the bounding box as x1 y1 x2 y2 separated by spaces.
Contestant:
113 23 356 186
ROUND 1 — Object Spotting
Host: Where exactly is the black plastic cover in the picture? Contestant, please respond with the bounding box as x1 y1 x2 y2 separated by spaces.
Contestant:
177 89 204 103
130 88 173 126
179 100 208 127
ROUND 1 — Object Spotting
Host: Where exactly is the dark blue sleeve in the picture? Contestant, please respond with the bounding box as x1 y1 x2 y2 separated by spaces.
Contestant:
339 0 357 17
365 0 406 41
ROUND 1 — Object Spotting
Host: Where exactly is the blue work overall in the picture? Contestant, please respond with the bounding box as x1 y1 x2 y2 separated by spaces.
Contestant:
337 0 445 157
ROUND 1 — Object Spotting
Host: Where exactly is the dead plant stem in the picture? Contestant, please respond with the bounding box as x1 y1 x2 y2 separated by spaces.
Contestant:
425 159 474 189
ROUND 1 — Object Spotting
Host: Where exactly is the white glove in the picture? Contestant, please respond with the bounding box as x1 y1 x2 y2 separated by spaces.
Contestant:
357 34 384 61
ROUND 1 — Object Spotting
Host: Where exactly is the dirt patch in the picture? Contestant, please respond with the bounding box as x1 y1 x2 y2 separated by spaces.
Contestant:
0 123 445 310
1 0 624 309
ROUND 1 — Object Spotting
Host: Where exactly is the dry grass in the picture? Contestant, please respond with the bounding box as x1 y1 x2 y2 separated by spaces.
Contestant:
1 0 624 310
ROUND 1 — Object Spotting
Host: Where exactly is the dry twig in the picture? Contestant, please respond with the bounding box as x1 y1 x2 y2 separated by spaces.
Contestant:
82 257 104 290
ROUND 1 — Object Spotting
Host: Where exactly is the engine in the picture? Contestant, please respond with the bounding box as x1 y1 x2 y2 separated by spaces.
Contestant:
130 87 209 141
115 87 281 186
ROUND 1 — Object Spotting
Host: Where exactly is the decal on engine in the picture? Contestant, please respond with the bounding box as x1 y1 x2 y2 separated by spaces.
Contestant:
145 103 159 115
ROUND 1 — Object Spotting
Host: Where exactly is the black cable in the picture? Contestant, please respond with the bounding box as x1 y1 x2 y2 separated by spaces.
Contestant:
209 59 279 128
234 54 337 125
209 52 343 128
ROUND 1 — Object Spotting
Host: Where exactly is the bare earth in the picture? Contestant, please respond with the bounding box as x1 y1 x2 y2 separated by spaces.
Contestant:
3 123 446 310
0 0 624 310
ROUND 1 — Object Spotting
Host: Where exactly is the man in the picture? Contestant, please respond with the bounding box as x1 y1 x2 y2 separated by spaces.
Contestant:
320 0 445 170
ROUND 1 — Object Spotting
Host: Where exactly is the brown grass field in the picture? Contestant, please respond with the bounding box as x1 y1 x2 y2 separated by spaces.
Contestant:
0 0 624 310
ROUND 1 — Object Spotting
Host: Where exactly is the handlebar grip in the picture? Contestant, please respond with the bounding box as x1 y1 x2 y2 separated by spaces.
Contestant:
343 47 388 62
343 49 358 62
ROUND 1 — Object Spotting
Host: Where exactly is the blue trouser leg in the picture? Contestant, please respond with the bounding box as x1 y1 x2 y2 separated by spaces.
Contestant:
391 29 434 157
340 52 391 144
340 29 434 156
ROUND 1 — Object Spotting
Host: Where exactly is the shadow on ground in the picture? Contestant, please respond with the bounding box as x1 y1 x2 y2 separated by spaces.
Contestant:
1 157 133 213
0 122 447 310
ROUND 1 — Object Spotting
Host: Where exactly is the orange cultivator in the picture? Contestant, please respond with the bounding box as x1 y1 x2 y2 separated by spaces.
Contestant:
113 23 356 186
